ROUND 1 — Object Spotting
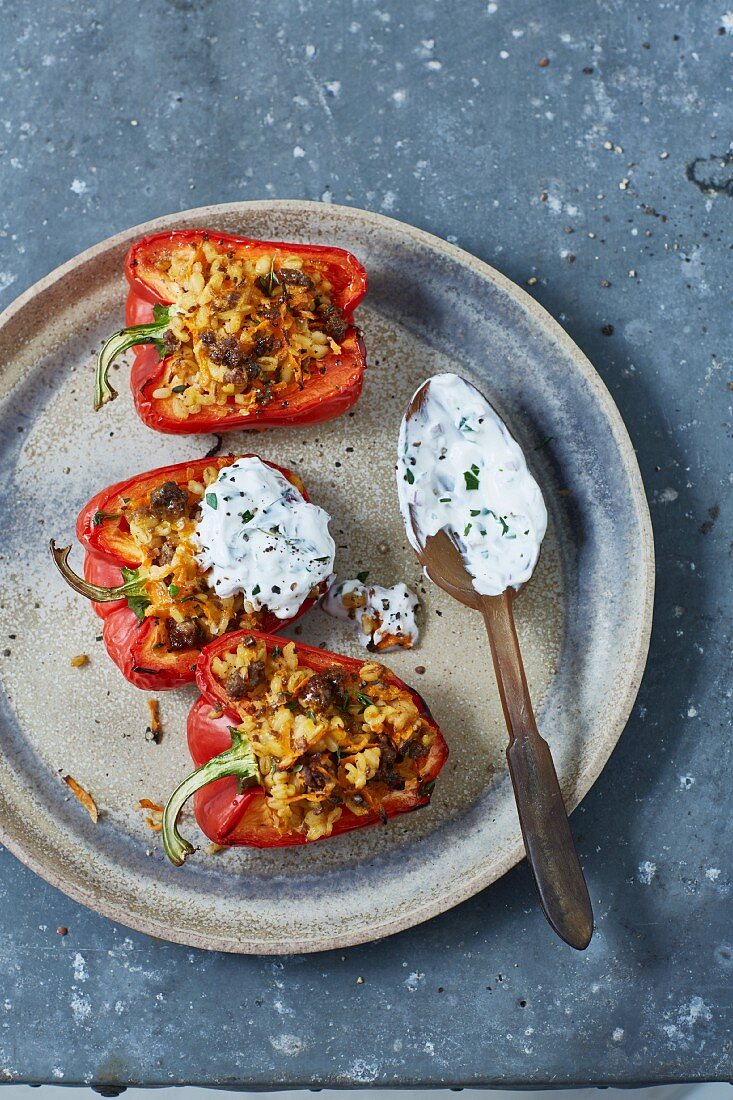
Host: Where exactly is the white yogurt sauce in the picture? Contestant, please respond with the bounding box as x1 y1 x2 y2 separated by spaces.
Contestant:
321 577 420 650
397 373 547 596
195 457 335 619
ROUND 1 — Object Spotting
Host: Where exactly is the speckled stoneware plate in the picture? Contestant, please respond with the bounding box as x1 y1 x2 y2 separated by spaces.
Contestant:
0 201 653 953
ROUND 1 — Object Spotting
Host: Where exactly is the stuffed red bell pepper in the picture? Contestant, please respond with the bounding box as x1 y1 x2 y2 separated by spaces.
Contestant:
161 631 449 863
94 229 368 433
50 454 335 690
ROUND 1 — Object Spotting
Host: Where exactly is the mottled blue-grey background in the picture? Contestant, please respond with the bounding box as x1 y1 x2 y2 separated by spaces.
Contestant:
0 0 731 1089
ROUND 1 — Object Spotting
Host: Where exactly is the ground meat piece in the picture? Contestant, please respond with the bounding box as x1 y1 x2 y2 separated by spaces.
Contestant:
162 329 180 355
149 481 189 520
375 735 404 789
252 334 281 358
166 617 204 651
156 541 176 566
317 302 347 343
280 268 314 289
225 659 266 699
206 335 251 369
255 382 273 406
226 291 241 307
200 330 217 347
298 667 345 712
222 359 260 386
299 755 326 790
403 737 428 760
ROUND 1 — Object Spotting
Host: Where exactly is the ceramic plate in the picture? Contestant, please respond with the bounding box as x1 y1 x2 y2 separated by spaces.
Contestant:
0 201 653 953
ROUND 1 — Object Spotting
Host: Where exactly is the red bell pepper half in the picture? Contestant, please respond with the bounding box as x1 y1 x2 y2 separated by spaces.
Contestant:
49 456 317 691
93 229 368 434
162 631 449 863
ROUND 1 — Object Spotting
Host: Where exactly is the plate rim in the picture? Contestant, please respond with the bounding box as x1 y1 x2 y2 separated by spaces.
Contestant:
0 199 655 953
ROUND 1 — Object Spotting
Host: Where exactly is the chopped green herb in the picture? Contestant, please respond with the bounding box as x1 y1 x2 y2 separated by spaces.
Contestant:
314 555 332 563
305 709 316 722
418 779 436 799
205 493 218 510
470 509 481 516
463 468 480 491
168 583 179 598
92 510 120 527
171 384 187 394
464 522 472 536
439 497 451 503
240 509 255 524
251 584 261 597
255 259 280 297
356 691 375 711
356 570 369 583
404 468 415 484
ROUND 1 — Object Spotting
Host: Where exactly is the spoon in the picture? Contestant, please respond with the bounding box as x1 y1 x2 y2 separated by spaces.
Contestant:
402 380 593 951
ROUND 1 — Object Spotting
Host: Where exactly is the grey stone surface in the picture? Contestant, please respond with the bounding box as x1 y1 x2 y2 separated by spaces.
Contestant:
0 0 730 1089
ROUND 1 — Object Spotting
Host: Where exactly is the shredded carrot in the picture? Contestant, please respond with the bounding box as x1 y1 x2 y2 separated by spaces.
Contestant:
137 798 164 813
147 698 161 738
145 818 163 832
63 775 99 822
70 654 89 668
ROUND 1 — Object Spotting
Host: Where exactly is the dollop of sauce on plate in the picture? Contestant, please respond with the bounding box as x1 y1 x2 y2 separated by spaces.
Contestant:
321 577 420 651
195 457 335 619
397 373 547 596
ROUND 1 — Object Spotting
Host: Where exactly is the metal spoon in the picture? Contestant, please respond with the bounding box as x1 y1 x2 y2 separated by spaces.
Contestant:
402 380 593 951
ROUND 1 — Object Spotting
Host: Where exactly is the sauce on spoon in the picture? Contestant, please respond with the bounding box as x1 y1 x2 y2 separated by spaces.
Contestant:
396 372 547 596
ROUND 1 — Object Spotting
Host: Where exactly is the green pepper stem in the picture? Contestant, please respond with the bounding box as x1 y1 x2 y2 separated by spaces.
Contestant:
162 730 260 866
94 307 170 411
49 540 143 602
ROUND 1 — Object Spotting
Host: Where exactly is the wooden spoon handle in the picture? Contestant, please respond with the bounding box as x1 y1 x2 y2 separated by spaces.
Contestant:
480 590 594 950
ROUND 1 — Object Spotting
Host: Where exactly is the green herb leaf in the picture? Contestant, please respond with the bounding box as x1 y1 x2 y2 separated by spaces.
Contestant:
439 497 451 503
404 468 415 484
463 469 480 491
92 510 121 527
120 567 150 623
356 570 369 583
205 493 218 510
171 384 187 394
252 584 261 597
255 261 280 297
240 509 255 524
418 779 436 799
356 691 374 711
464 523 472 536
470 509 481 516
168 583 179 597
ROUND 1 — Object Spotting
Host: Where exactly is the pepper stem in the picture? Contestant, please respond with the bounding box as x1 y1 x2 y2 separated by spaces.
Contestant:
94 305 171 411
162 729 260 866
49 540 144 602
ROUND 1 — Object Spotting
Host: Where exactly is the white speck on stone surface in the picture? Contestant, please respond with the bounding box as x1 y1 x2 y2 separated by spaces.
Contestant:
293 145 305 158
69 991 91 1024
679 774 695 789
705 867 721 882
637 860 657 884
0 272 16 293
722 11 733 33
500 50 509 59
487 2 498 12
678 996 712 1026
405 970 425 991
687 706 698 718
391 89 407 105
305 44 316 59
381 190 397 211
70 178 87 194
323 81 341 96
658 487 679 502
346 1058 379 1083
269 1034 303 1056
612 1027 624 1041
72 953 87 982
